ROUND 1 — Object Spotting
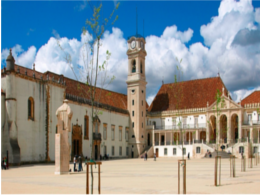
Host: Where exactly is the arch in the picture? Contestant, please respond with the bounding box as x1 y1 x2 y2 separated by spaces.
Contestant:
200 131 206 141
173 132 180 143
231 114 239 142
132 59 136 73
220 115 227 143
209 115 216 142
28 97 34 120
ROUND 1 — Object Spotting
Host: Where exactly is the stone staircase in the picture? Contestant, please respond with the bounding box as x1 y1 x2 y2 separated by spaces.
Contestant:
139 145 153 158
204 151 232 158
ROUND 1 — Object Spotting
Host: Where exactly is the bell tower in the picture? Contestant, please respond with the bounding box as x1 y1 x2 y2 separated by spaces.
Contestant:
126 36 147 158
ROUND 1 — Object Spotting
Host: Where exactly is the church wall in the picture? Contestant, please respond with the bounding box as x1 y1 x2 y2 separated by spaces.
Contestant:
15 77 47 162
1 77 6 92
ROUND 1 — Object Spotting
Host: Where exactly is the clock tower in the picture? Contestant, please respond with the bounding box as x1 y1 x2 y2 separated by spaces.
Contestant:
126 36 147 158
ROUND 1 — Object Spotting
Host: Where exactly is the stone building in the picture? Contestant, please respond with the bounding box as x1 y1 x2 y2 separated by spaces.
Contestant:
1 36 260 164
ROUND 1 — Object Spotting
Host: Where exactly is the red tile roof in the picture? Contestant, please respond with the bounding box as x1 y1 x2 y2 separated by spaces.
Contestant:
241 91 260 107
7 65 129 111
148 77 228 112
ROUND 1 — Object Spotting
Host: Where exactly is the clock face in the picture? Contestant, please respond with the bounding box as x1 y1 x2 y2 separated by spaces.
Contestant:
141 41 144 49
131 40 136 49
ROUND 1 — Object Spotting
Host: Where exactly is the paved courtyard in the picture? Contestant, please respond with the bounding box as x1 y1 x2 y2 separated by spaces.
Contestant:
1 158 260 194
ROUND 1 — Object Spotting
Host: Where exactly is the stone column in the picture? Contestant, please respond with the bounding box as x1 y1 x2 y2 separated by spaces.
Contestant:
206 121 209 143
171 132 173 145
165 132 166 145
196 130 199 140
227 114 231 144
238 113 242 140
159 132 161 146
153 129 155 146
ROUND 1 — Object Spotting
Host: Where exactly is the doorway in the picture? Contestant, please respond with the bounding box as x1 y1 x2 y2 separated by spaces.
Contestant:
95 145 98 160
131 151 134 158
161 135 165 145
72 125 82 158
147 133 150 146
156 148 159 157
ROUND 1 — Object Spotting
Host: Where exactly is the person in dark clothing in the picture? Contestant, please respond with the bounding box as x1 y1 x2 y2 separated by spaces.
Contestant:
73 156 77 172
154 153 156 161
145 152 148 161
2 158 5 170
78 156 82 172
187 152 190 160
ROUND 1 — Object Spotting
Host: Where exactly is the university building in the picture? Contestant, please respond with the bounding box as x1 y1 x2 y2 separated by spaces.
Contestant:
1 36 260 164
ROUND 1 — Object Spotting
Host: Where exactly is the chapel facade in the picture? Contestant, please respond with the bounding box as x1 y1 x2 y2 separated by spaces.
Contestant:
1 36 260 164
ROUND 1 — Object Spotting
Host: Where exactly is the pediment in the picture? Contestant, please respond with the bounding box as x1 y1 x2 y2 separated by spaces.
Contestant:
208 96 241 111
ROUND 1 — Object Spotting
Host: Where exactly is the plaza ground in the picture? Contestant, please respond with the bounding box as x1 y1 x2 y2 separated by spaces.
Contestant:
1 158 260 194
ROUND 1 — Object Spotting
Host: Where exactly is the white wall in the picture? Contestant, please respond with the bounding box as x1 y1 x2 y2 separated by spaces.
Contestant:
154 145 193 157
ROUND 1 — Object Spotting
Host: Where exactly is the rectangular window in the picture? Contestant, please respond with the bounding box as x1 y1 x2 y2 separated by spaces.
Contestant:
196 147 201 154
84 116 89 139
132 111 134 116
103 124 107 140
132 122 134 128
183 148 186 155
119 146 122 156
119 128 122 141
142 100 143 106
164 148 167 155
111 125 115 140
126 147 129 156
112 146 115 156
142 111 143 117
56 125 58 134
104 145 107 155
142 123 143 128
239 146 244 153
125 128 129 141
173 148 176 155
132 100 134 105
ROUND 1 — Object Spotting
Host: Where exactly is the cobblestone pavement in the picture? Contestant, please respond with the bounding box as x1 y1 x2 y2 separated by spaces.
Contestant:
1 158 260 194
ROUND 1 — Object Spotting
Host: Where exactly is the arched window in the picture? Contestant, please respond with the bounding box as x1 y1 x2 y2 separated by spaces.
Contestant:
84 115 89 139
140 61 143 74
28 97 34 120
132 59 136 73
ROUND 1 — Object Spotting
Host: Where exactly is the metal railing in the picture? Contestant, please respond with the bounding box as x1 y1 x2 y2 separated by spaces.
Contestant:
154 123 206 130
155 142 159 146
166 141 171 145
243 120 260 125
93 133 102 140
194 140 202 144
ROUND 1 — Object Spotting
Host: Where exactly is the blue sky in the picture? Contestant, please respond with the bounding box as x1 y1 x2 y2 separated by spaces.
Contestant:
1 0 260 105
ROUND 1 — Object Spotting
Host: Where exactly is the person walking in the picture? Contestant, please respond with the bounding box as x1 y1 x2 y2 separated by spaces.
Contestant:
73 155 77 172
78 156 82 172
154 153 156 161
145 152 148 161
187 152 190 160
2 157 5 170
4 157 7 170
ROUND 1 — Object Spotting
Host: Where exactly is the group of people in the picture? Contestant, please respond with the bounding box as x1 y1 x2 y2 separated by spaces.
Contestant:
1 157 8 170
73 155 83 172
206 150 212 158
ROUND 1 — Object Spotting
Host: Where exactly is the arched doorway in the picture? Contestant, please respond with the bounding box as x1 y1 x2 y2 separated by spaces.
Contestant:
200 131 206 141
147 133 150 146
231 114 239 142
72 124 82 158
209 116 216 143
220 115 227 143
173 132 179 144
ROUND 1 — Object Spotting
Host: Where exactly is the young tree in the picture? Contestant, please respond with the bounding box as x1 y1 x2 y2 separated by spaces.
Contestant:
59 2 119 194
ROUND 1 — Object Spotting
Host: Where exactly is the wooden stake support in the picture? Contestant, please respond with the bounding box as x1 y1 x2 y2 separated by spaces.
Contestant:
86 161 102 194
248 155 253 168
230 155 235 177
241 156 246 172
214 156 221 186
178 159 186 194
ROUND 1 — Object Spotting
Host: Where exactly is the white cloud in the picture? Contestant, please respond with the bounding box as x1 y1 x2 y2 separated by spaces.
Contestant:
2 0 260 106
255 8 260 23
1 45 36 68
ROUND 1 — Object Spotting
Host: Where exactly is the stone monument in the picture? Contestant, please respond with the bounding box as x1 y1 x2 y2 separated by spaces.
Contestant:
55 99 73 175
